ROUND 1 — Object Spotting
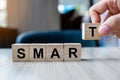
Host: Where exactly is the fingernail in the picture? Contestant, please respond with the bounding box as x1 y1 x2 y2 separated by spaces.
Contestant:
98 25 110 36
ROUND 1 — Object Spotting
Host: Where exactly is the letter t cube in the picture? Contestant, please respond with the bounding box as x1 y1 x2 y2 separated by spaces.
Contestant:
82 23 101 40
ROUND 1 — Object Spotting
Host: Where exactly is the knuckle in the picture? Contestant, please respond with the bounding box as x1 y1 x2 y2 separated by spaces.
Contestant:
89 7 94 12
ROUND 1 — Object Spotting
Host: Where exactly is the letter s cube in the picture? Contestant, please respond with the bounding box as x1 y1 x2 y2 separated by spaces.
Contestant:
12 44 30 62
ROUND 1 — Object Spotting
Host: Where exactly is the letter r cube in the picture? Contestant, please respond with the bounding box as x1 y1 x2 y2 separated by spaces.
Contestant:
64 43 81 61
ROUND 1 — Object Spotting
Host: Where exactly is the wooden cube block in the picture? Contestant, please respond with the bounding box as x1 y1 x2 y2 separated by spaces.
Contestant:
29 44 46 61
46 44 64 61
64 43 81 61
82 23 101 40
12 44 30 62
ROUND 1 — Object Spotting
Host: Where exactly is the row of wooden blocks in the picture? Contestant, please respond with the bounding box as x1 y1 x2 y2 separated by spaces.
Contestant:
12 43 81 62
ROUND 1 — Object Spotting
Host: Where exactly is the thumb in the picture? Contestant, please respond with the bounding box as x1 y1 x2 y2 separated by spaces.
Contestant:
98 14 120 36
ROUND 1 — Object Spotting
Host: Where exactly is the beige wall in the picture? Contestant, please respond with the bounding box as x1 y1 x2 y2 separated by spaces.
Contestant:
7 0 60 33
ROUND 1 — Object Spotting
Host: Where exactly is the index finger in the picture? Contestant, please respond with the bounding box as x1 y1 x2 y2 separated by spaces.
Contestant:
89 0 108 23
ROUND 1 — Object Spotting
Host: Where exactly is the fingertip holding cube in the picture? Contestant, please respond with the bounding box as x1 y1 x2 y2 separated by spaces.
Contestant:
82 23 101 40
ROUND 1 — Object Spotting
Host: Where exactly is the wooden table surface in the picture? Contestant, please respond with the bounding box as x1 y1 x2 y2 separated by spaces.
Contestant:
0 47 120 80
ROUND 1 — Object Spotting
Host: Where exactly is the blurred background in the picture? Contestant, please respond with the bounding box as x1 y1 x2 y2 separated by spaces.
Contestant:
0 0 119 48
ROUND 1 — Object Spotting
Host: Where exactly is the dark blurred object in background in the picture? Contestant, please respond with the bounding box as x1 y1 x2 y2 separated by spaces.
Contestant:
60 9 82 30
0 27 18 48
16 30 97 47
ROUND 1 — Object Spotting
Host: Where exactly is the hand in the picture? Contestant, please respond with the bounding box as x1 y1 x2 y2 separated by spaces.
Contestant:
89 0 120 37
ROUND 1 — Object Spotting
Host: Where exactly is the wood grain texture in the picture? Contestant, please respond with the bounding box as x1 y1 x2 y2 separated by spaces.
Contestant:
1 47 120 80
82 23 101 40
64 43 81 61
12 44 30 62
46 44 64 61
29 44 46 61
